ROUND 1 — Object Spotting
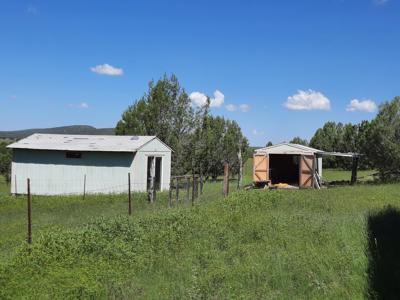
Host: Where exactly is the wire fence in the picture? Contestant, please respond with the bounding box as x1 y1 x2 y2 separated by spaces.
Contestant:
0 164 243 246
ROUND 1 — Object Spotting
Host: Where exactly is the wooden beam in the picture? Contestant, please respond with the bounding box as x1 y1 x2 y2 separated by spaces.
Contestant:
351 156 359 185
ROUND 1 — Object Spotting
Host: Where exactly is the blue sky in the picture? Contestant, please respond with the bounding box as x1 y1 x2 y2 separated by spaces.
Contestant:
1 0 399 146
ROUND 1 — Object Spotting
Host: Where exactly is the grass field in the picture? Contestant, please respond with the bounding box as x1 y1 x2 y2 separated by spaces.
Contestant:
0 165 399 298
323 169 377 182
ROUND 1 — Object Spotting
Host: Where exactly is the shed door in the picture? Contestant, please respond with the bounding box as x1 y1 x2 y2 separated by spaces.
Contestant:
253 154 269 182
299 155 315 188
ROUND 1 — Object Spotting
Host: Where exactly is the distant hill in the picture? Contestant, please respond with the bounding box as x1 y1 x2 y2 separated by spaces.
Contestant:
0 125 115 140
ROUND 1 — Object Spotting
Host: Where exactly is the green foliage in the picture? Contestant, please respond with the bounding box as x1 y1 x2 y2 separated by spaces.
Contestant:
266 141 273 147
310 121 372 170
190 113 249 180
115 74 194 175
0 141 11 182
364 97 400 180
1 184 400 298
289 136 308 146
115 74 249 177
309 96 400 176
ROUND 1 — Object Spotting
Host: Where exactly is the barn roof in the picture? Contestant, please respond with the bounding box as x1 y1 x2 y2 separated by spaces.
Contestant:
7 134 171 153
254 143 323 155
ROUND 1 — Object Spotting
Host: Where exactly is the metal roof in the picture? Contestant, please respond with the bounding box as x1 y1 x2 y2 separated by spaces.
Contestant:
255 143 358 157
254 143 323 155
6 133 167 153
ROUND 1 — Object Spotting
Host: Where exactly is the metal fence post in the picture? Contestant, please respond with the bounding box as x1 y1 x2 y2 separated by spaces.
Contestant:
83 174 86 200
128 173 132 215
27 178 32 244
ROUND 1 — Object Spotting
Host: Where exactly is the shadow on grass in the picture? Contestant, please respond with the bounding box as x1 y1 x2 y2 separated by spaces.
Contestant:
366 206 400 299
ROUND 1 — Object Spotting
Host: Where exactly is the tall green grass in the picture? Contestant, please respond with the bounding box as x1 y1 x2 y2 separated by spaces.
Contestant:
1 183 400 299
323 169 376 182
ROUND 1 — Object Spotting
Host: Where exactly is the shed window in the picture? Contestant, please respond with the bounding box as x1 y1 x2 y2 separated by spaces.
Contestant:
66 151 82 159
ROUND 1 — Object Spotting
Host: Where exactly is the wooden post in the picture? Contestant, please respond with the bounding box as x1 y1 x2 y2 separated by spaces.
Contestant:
200 174 204 195
237 142 243 190
223 163 229 197
195 176 199 199
169 181 172 208
153 181 157 203
27 178 32 244
128 173 132 215
175 177 179 204
83 174 86 200
351 156 359 185
186 176 190 203
192 174 195 205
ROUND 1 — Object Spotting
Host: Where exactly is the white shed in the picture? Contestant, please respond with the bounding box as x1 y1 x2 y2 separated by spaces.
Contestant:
7 134 172 195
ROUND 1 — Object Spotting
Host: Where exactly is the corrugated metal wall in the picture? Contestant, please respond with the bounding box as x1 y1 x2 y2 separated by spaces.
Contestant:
10 139 171 195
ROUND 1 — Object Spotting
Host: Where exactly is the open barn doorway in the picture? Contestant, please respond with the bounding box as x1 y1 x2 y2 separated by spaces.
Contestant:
269 154 300 185
147 156 162 191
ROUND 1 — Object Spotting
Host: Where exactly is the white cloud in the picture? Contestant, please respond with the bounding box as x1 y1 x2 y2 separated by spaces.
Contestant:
225 104 237 112
90 64 123 76
252 129 265 136
239 104 251 112
284 89 331 111
69 102 89 109
346 99 377 112
189 92 208 107
190 89 224 108
210 90 224 107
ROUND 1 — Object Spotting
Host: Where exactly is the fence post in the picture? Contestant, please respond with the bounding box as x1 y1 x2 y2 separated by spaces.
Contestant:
83 174 86 200
175 177 179 204
237 141 243 190
200 174 203 195
195 176 199 199
351 156 359 185
192 174 195 205
223 163 229 197
128 173 132 215
153 180 157 203
186 176 190 203
27 178 32 244
169 181 172 208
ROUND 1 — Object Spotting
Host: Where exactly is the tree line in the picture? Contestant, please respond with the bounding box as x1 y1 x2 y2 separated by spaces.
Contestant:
0 141 12 182
285 97 400 180
1 77 399 183
115 74 250 179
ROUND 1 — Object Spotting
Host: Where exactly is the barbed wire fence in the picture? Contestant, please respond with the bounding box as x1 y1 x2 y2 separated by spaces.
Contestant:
0 163 242 245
